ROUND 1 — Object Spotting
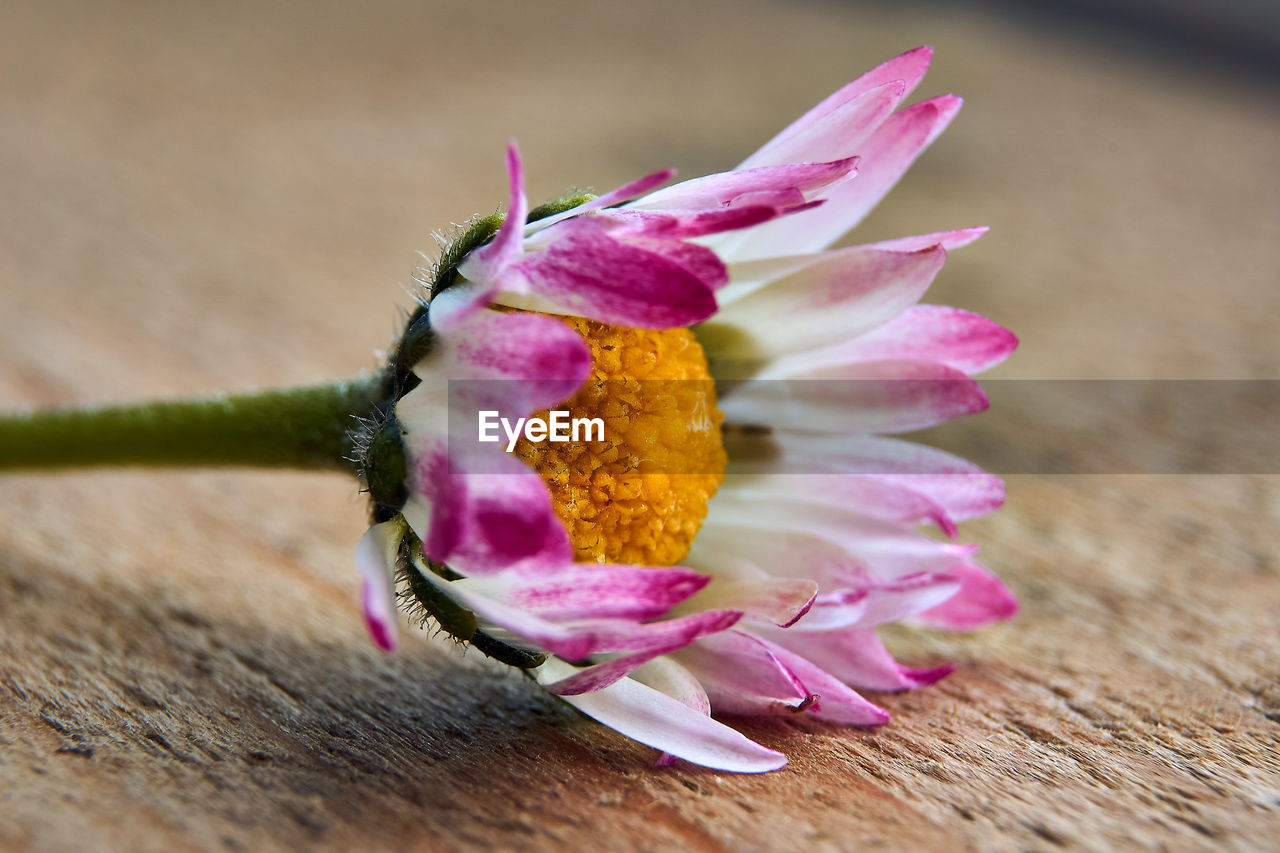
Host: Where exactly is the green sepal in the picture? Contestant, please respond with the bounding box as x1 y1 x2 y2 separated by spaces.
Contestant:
469 631 547 669
429 213 504 296
363 413 409 513
400 555 479 642
526 193 596 223
398 538 547 670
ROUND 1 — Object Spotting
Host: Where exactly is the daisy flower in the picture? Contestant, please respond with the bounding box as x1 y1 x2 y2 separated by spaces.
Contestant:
356 47 1018 773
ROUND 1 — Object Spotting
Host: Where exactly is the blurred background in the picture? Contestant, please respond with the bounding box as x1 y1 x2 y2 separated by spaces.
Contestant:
1 1 1277 850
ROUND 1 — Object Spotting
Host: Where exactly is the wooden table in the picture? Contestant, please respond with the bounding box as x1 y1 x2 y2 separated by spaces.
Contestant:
2 1 1277 849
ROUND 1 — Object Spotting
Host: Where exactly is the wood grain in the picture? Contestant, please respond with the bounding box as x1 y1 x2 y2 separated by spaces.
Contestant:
2 1 1278 850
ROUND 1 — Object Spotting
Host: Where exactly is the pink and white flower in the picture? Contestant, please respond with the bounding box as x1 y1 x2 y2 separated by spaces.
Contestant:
358 47 1018 773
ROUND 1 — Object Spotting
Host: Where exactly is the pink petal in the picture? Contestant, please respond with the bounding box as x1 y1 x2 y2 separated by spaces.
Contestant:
417 568 596 659
457 142 529 284
438 310 592 421
717 473 958 537
758 625 953 691
676 577 819 628
534 659 787 773
462 564 712 621
778 588 868 632
739 46 933 169
726 187 808 209
544 611 743 695
699 496 978 585
816 95 963 238
585 168 678 208
528 208 743 292
621 236 731 292
414 446 574 575
714 253 844 307
795 572 962 631
355 520 403 653
759 640 892 725
724 434 1005 522
805 305 1017 375
690 524 864 589
678 631 890 725
632 157 859 211
526 168 677 233
700 245 947 362
575 610 743 654
875 473 1005 523
855 226 988 253
911 561 1019 630
509 225 720 328
596 204 780 240
431 566 741 662
729 96 963 261
449 310 592 383
718 359 989 434
423 281 499 335
676 630 814 715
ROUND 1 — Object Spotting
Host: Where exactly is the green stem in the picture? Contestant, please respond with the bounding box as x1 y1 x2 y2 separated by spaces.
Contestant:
0 376 384 475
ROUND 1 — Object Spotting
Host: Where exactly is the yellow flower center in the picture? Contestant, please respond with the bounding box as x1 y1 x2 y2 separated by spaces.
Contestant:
513 315 727 566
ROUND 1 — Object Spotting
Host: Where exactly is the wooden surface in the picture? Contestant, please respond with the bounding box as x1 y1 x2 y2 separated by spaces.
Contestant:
2 1 1278 850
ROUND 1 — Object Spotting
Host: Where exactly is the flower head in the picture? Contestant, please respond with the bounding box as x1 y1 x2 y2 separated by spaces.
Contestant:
357 46 1018 773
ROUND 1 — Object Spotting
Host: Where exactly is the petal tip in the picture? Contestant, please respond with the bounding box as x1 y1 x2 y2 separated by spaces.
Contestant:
901 663 954 688
995 593 1021 621
934 94 964 119
655 752 678 767
970 383 992 415
779 591 819 628
933 513 960 539
363 606 398 654
752 749 790 773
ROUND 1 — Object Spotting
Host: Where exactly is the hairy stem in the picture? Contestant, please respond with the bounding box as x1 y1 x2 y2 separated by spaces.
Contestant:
0 376 385 475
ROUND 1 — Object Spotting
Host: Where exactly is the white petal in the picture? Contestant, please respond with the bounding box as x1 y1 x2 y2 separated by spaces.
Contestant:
355 520 404 652
698 246 945 363
630 657 710 714
533 659 787 773
698 494 975 584
672 577 818 627
722 433 1005 522
717 360 988 435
